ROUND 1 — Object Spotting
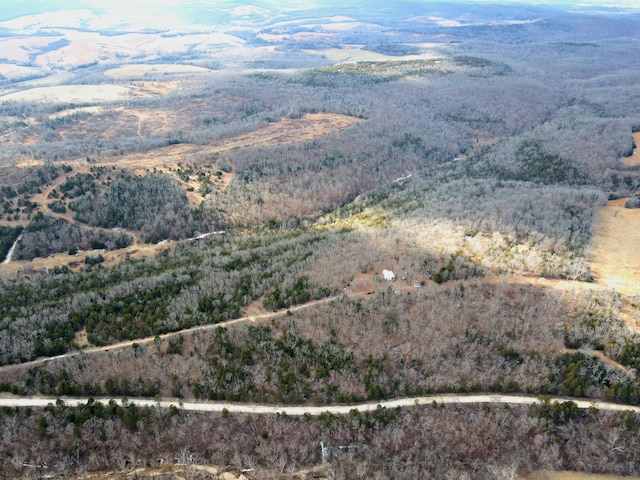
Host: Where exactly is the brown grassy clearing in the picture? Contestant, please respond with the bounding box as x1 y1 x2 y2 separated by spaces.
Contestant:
620 132 640 168
589 200 640 296
28 111 358 208
73 328 89 348
33 111 355 189
103 64 212 79
0 63 42 80
587 134 640 332
49 102 184 141
589 133 640 299
0 84 134 103
0 112 360 275
51 112 356 172
49 106 105 120
0 241 175 277
13 159 46 169
207 112 360 150
0 81 181 104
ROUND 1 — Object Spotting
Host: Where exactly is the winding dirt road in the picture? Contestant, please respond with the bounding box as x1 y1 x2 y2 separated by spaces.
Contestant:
0 295 341 373
1 292 637 419
0 393 636 415
31 170 143 247
1 112 360 275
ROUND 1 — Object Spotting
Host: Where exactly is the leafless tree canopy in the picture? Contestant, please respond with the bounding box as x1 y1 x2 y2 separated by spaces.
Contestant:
1 1 640 478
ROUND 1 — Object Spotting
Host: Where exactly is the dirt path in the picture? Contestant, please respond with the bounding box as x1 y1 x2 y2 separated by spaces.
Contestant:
31 172 78 225
526 471 638 480
563 348 635 379
1 112 358 274
0 295 341 373
0 393 637 416
33 170 143 246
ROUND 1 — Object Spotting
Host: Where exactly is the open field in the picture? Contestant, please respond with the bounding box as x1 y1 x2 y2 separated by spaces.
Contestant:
39 111 358 178
0 241 176 276
103 64 213 78
6 110 359 169
0 64 43 81
588 138 640 330
589 199 640 296
48 106 105 120
0 112 360 275
0 82 181 103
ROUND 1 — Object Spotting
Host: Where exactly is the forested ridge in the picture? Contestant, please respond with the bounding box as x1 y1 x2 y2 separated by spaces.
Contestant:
1 2 640 478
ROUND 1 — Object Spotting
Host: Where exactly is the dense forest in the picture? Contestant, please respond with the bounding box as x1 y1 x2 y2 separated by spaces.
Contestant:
2 399 640 479
1 1 640 478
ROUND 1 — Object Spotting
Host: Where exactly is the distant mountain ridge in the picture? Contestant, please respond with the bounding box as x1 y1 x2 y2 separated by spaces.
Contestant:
0 1 637 75
1 1 638 27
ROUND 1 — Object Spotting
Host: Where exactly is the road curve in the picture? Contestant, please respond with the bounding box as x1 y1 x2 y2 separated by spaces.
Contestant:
1 394 638 415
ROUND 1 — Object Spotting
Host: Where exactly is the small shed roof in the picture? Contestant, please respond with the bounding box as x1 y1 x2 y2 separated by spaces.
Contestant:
382 269 395 281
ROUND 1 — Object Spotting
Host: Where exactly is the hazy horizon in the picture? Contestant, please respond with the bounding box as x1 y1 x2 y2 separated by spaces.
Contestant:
2 0 639 24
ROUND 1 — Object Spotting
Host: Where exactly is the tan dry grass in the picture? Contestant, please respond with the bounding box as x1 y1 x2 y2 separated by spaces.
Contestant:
0 81 181 104
73 328 90 348
589 200 640 298
0 63 42 80
620 132 640 168
59 112 358 169
209 112 360 150
14 159 46 168
586 137 640 331
0 84 134 103
0 112 359 275
589 135 640 299
49 106 105 120
0 36 56 64
103 64 212 79
0 242 173 277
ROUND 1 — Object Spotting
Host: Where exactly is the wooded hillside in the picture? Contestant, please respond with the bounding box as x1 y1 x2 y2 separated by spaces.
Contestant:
1 2 640 478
